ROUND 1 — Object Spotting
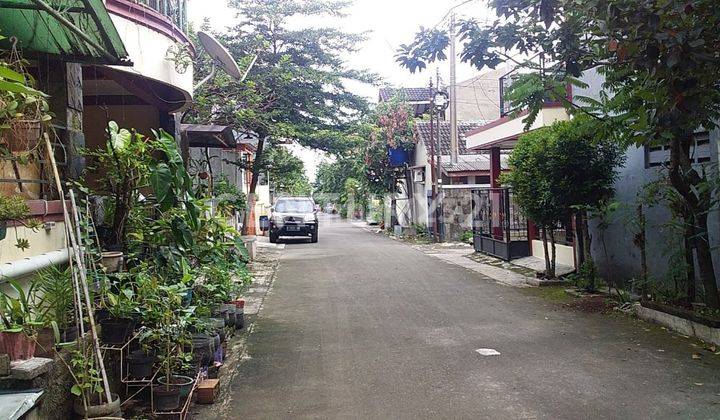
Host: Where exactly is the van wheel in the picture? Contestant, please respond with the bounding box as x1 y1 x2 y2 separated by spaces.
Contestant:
270 233 278 243
310 231 318 243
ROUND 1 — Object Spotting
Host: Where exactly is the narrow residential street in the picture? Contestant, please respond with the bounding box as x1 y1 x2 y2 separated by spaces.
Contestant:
222 215 720 419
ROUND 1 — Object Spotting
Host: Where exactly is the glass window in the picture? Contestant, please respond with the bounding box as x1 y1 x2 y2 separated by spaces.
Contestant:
275 199 314 213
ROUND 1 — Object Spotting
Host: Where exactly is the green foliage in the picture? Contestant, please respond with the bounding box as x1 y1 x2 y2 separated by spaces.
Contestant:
0 280 34 331
502 117 623 276
188 0 374 152
83 122 158 249
262 146 312 196
215 176 247 216
399 0 720 307
0 195 29 221
0 58 51 126
460 230 473 244
70 344 105 403
362 98 415 195
501 127 566 230
568 260 601 293
32 266 74 331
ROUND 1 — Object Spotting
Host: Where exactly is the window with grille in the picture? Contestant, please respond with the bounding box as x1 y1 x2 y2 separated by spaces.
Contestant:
645 131 713 168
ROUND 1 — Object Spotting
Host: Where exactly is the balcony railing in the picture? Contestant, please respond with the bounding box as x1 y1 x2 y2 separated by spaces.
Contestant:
135 0 188 32
106 0 193 49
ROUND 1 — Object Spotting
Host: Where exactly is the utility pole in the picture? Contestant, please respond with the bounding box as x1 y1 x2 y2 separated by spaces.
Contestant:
449 13 458 165
428 79 438 241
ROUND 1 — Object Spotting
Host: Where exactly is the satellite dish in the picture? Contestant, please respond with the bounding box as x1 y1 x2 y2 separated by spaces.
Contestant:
194 31 257 90
198 31 242 80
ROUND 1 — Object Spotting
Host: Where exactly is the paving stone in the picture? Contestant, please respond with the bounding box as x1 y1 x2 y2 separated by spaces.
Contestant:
10 358 53 380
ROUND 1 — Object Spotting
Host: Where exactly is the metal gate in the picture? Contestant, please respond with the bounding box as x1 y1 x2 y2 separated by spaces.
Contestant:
471 188 530 260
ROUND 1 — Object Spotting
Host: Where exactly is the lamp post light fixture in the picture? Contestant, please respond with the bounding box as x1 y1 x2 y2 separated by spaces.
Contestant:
432 91 449 112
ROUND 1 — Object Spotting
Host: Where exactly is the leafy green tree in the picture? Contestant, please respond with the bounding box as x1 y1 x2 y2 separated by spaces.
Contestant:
503 117 623 278
314 155 367 216
263 146 312 196
188 0 375 233
502 128 566 278
397 0 720 307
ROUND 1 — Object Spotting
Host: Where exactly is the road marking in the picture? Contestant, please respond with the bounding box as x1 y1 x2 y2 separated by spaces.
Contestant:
476 348 501 356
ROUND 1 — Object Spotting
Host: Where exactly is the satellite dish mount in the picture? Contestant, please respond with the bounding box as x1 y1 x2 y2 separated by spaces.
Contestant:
195 31 257 90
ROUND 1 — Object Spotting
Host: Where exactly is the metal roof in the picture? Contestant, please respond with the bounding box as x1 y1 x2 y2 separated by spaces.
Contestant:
0 0 130 65
441 156 509 174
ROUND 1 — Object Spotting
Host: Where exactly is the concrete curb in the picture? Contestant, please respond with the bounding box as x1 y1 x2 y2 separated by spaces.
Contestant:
635 304 720 346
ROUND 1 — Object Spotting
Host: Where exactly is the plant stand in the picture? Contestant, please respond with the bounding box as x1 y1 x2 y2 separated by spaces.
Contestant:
100 331 159 404
151 371 201 420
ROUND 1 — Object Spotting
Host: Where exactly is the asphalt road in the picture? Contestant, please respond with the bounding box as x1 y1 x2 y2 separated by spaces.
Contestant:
224 215 720 419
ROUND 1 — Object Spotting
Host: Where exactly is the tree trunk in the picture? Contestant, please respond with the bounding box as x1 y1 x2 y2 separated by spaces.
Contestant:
242 135 266 236
541 227 553 278
549 228 557 279
667 136 719 308
684 222 697 304
695 211 719 308
574 210 585 268
635 204 648 295
581 211 596 291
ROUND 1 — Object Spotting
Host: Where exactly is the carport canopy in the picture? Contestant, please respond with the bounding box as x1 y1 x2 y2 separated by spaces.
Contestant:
182 124 237 148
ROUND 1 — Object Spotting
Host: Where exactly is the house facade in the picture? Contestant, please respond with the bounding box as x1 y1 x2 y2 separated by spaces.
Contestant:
0 0 195 278
409 121 509 240
465 66 720 285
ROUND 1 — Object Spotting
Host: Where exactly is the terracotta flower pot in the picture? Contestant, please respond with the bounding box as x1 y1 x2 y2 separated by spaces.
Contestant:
0 331 36 361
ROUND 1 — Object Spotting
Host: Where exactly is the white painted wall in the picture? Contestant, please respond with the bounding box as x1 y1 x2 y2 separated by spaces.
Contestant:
109 15 194 103
531 240 576 268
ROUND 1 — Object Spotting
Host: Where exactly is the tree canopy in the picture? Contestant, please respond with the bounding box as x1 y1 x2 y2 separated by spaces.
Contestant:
502 116 624 277
263 146 312 196
189 0 375 152
397 0 720 307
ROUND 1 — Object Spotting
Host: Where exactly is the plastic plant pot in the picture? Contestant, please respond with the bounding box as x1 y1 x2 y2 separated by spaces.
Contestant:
127 350 155 379
158 374 195 398
153 385 180 412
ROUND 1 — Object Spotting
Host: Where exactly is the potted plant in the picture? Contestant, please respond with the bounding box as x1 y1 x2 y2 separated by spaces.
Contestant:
31 266 72 355
150 285 193 412
100 251 124 273
126 346 156 379
0 195 30 241
0 58 51 152
68 345 122 418
99 286 137 344
0 281 39 360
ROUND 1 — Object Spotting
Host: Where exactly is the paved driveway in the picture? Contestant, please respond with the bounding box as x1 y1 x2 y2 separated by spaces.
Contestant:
222 215 720 419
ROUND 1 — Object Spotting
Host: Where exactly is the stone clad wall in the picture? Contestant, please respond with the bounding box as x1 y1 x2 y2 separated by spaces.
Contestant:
441 188 474 242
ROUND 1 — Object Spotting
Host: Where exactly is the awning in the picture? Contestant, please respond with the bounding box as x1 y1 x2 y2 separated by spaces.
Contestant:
0 0 130 65
182 124 237 148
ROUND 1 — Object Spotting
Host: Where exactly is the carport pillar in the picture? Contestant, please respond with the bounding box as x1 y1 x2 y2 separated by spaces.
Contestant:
490 147 502 188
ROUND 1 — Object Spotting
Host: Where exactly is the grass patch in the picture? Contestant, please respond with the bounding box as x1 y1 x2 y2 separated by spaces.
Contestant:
521 285 573 303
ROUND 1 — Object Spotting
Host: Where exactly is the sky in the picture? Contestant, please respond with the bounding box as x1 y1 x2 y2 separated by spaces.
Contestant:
188 0 493 181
